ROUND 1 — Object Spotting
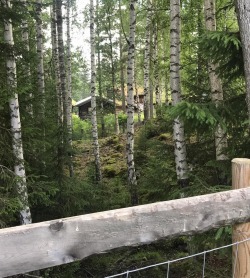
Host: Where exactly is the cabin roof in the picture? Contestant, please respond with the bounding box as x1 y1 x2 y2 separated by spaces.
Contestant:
74 96 113 107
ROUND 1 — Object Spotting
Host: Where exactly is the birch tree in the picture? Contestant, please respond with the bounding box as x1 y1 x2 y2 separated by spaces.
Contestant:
170 0 189 187
2 0 32 225
204 0 228 160
143 1 151 121
127 0 138 205
90 0 102 181
235 0 250 125
35 0 45 116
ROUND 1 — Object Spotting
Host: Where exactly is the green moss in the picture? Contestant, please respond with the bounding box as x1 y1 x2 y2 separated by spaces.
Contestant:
115 144 123 151
105 135 120 145
158 133 171 141
103 165 117 177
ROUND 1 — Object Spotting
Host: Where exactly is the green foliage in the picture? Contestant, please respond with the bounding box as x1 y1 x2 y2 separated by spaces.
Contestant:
118 112 127 131
162 101 227 139
199 31 244 79
0 166 22 227
72 114 92 140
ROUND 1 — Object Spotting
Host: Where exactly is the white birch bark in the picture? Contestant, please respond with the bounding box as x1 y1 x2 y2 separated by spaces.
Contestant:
90 0 102 181
127 0 138 205
204 0 228 160
2 0 32 225
35 0 45 116
143 1 151 121
170 0 189 186
66 0 73 177
20 0 33 114
235 1 250 126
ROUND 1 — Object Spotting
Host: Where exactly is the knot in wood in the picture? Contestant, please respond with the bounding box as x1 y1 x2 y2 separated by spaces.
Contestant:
49 220 64 232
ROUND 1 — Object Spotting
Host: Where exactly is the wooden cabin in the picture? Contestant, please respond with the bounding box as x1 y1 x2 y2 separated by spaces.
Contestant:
74 96 115 120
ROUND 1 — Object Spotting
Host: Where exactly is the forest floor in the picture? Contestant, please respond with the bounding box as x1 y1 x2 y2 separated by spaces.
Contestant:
69 128 231 278
73 134 128 179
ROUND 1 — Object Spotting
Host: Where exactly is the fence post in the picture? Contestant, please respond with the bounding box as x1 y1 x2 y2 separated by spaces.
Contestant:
232 158 250 277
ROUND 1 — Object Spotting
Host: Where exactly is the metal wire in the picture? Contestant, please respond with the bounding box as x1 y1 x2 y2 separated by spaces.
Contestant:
105 237 250 278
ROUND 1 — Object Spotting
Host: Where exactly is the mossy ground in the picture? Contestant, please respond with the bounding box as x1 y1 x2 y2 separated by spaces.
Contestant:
43 124 232 277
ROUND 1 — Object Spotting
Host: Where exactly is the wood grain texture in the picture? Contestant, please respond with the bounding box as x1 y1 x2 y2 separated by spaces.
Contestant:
1 187 250 277
232 158 250 278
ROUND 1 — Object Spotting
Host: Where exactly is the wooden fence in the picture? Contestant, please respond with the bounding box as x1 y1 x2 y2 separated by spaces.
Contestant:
0 158 249 277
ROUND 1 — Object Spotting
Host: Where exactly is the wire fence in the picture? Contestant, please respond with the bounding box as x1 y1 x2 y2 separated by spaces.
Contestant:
105 237 250 278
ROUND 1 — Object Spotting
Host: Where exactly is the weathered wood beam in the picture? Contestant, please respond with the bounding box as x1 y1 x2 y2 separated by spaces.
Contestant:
1 187 250 277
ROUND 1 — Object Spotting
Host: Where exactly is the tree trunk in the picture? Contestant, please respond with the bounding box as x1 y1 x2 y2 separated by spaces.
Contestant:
20 0 33 114
56 0 67 128
126 0 138 205
2 0 32 225
170 0 189 187
66 0 73 177
35 0 45 117
119 30 126 113
148 28 154 119
153 21 161 109
96 0 106 138
90 0 102 182
51 1 62 124
56 0 74 177
106 15 120 135
143 1 151 121
204 0 228 160
235 1 250 126
51 0 64 178
134 68 141 124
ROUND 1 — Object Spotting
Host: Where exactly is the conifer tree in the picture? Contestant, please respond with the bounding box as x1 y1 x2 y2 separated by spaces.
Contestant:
20 0 33 114
35 0 45 117
51 0 62 123
66 0 73 176
105 8 120 135
56 0 73 176
204 0 228 160
235 0 250 125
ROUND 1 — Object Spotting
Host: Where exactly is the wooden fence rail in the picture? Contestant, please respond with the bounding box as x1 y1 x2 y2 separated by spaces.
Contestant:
1 185 250 277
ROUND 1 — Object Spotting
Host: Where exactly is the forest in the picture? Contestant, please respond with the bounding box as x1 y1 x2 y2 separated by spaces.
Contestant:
1 0 250 277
